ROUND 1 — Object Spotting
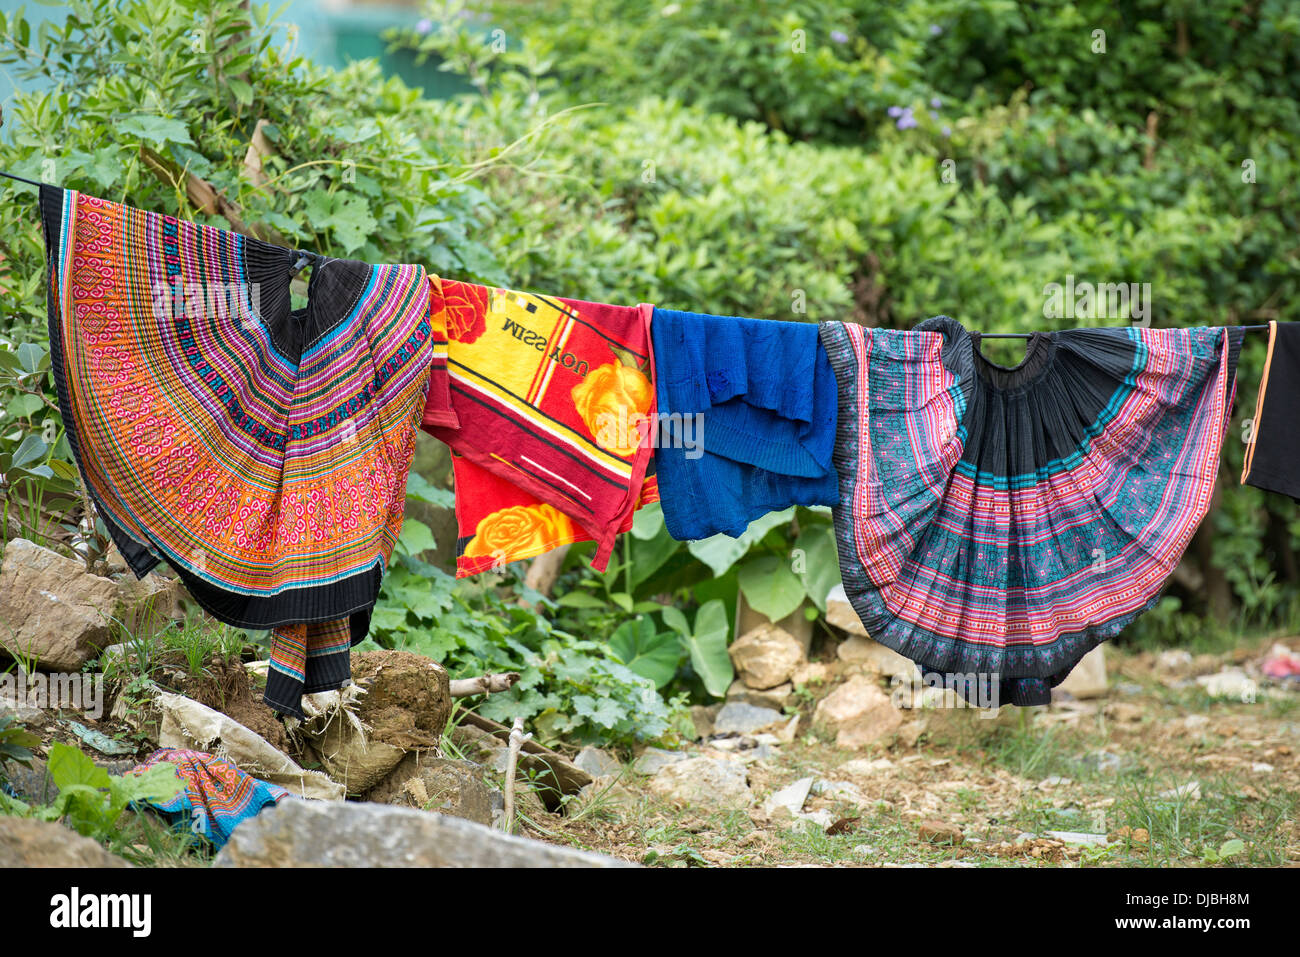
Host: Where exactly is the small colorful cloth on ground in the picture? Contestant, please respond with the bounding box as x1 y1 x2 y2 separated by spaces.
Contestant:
41 187 434 718
651 308 839 540
822 317 1242 706
1241 320 1300 500
422 278 656 574
129 748 289 850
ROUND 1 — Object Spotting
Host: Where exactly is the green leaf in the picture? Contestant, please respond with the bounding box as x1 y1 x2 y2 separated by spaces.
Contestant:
6 394 44 419
629 501 665 540
9 431 48 468
687 507 794 576
47 743 111 791
118 114 194 146
684 599 733 697
795 526 841 612
554 590 607 609
396 519 437 557
607 617 680 688
738 554 806 622
1217 839 1245 859
406 471 454 508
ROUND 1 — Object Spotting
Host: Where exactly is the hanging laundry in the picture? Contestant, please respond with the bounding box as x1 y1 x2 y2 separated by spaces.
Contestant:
128 748 290 850
448 454 659 576
822 316 1243 706
41 187 433 718
1241 320 1300 499
422 278 656 574
650 308 839 540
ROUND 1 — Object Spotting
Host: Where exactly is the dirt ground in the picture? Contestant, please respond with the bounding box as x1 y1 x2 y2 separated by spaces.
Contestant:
518 634 1300 867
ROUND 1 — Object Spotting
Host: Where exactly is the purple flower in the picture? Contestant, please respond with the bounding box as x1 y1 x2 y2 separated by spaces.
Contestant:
942 125 952 138
416 18 433 34
887 105 904 118
929 24 943 36
831 29 849 44
896 107 918 130
930 97 942 109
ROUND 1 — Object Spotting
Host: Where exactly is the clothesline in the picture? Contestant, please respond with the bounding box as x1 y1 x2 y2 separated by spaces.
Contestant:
1 168 1270 338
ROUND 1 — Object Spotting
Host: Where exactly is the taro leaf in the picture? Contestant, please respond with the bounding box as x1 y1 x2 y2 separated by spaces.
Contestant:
795 525 842 612
738 554 806 623
687 507 794 577
627 517 681 590
608 617 680 688
630 501 665 540
683 599 733 698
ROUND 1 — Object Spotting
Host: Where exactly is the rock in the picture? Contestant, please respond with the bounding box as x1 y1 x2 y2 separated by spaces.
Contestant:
728 624 805 690
1158 781 1201 802
825 583 868 636
791 661 830 686
632 747 689 776
1079 750 1133 774
1109 826 1150 845
0 539 120 670
2 755 138 806
1056 644 1108 699
0 816 132 867
1104 701 1144 724
735 591 812 655
364 753 492 825
1156 649 1194 675
713 701 785 735
840 756 894 775
918 820 964 845
573 746 622 779
213 800 633 868
763 776 814 817
835 635 916 680
726 679 794 711
114 572 185 638
0 687 42 723
647 756 751 810
449 723 511 772
689 704 720 740
813 675 904 748
573 774 639 816
1044 830 1110 846
811 779 863 803
1196 669 1257 702
791 809 835 832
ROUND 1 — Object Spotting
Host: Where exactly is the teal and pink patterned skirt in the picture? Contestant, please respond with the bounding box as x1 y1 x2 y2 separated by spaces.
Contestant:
822 316 1243 705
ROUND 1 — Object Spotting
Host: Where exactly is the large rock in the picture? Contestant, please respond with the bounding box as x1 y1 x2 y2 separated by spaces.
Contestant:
1056 644 1108 699
825 583 868 636
647 756 751 810
364 753 492 825
213 800 632 867
726 679 794 711
713 701 786 735
0 539 120 670
814 675 904 748
835 635 916 680
728 623 805 690
0 816 131 867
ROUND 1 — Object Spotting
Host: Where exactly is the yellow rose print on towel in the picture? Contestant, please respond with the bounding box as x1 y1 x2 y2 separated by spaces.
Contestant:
572 362 653 458
464 504 576 565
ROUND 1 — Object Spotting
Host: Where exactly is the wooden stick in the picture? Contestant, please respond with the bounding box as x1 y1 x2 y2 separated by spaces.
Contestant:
502 717 531 834
449 672 520 698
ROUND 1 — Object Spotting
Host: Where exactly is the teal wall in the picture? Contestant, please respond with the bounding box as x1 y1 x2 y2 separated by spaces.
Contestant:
0 1 473 140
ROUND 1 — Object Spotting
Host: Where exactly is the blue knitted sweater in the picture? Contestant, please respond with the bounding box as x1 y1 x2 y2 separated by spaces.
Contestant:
652 308 840 540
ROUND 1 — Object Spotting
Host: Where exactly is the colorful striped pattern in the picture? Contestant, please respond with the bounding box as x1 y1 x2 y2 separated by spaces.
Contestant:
422 278 656 573
822 317 1242 705
42 188 434 717
129 748 289 850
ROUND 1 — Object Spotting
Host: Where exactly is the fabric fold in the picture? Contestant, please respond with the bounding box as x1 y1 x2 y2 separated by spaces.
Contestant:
421 278 656 574
824 316 1242 706
41 187 433 719
651 308 839 540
